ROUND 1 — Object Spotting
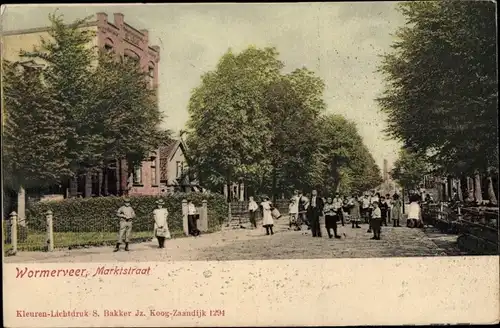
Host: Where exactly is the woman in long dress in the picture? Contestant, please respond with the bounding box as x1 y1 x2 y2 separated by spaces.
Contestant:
391 193 403 227
260 196 274 235
153 199 171 248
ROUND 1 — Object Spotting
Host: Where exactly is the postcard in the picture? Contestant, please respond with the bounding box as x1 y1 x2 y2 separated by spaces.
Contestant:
2 2 499 327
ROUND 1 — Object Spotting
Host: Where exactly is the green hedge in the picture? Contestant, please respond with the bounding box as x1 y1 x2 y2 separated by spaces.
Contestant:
25 193 227 235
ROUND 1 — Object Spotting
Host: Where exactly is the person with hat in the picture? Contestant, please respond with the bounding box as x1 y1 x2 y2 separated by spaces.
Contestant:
114 197 136 252
153 199 171 248
187 199 200 236
260 195 275 235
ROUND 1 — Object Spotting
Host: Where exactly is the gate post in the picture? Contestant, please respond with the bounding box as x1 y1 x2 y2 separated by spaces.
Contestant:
46 210 54 252
10 211 18 255
182 199 189 236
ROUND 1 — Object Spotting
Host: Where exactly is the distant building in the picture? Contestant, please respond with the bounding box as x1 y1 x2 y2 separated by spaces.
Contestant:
2 12 161 198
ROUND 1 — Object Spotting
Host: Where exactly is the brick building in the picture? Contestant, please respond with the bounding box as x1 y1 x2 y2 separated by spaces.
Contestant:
2 12 161 198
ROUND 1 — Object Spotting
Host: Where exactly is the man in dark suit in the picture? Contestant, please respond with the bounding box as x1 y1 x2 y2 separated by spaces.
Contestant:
307 189 324 237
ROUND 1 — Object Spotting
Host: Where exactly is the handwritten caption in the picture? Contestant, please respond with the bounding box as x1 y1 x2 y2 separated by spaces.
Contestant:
16 309 226 318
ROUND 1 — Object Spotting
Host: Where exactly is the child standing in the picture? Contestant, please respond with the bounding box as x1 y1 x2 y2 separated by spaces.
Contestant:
248 196 259 229
370 202 382 240
349 194 362 228
261 196 274 235
391 193 402 227
407 194 422 228
288 197 299 230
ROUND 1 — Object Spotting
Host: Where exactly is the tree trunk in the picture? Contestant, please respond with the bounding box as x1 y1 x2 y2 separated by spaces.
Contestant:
487 176 497 205
69 176 78 198
466 176 474 202
17 185 26 227
98 169 103 196
272 167 277 202
84 171 92 198
103 168 109 196
456 178 463 202
474 172 483 203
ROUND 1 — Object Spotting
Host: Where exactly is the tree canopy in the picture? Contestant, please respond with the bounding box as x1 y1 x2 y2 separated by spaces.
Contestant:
377 1 498 177
2 13 166 192
391 148 429 191
186 46 382 198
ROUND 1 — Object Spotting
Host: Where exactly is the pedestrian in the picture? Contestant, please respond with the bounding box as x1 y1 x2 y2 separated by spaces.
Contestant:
385 193 392 221
370 201 382 240
379 196 389 226
114 197 136 252
307 189 324 237
349 194 362 228
248 196 259 229
260 196 274 235
297 191 309 229
288 195 299 230
361 193 371 224
153 199 170 248
407 194 422 228
324 197 338 238
187 199 200 236
391 193 403 227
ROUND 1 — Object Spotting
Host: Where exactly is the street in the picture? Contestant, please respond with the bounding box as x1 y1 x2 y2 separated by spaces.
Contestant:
4 217 464 263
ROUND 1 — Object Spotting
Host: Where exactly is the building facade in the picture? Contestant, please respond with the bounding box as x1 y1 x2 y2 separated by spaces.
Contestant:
2 12 161 198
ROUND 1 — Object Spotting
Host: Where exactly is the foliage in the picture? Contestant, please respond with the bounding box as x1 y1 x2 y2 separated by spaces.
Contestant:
316 114 382 195
2 13 166 193
186 47 282 193
187 45 382 198
391 148 429 190
25 193 227 235
377 1 498 176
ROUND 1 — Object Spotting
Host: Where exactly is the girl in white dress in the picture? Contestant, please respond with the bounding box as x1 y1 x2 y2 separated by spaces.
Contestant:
153 199 171 248
260 196 274 235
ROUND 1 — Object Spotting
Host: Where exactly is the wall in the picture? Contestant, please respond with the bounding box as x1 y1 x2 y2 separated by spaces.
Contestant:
166 144 187 185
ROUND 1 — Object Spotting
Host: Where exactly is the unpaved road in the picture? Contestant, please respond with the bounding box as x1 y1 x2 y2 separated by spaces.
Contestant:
4 217 464 263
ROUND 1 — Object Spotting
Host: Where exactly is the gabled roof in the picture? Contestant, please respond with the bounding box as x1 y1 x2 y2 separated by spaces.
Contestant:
159 138 188 181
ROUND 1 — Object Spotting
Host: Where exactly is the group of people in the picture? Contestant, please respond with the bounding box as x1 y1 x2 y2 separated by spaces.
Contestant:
247 189 415 241
113 197 200 252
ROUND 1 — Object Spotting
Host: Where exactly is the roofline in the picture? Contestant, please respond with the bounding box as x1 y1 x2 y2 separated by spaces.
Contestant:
2 21 98 36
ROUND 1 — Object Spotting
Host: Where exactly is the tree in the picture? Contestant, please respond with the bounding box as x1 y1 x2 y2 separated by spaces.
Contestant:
261 69 326 198
391 148 428 193
377 2 497 179
3 62 71 191
3 13 165 199
186 46 283 197
316 114 382 196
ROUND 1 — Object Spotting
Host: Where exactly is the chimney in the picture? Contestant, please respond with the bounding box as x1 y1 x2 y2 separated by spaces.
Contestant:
96 12 108 23
151 45 160 52
140 29 149 40
113 13 124 26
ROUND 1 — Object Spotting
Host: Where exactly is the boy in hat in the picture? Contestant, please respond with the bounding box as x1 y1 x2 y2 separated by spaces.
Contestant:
114 197 136 252
153 199 170 248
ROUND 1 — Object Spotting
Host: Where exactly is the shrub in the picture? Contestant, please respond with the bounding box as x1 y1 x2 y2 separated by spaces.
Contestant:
25 193 227 234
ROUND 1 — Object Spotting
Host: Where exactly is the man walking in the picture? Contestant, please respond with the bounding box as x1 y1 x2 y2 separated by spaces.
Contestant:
307 189 324 237
114 197 136 252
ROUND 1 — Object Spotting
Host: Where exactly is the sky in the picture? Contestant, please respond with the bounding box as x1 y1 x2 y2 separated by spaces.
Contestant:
1 3 404 171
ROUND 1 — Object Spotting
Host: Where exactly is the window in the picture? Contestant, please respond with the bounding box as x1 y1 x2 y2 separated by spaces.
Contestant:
104 44 113 52
176 161 184 179
133 165 142 185
151 159 157 186
148 66 154 89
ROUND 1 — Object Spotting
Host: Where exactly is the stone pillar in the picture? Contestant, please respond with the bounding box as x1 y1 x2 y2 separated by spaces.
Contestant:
223 185 228 200
45 210 54 252
10 211 18 255
197 200 208 232
17 186 26 227
181 199 189 236
239 182 245 201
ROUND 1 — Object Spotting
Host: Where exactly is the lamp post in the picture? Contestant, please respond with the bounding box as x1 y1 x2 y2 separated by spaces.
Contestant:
400 167 406 214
